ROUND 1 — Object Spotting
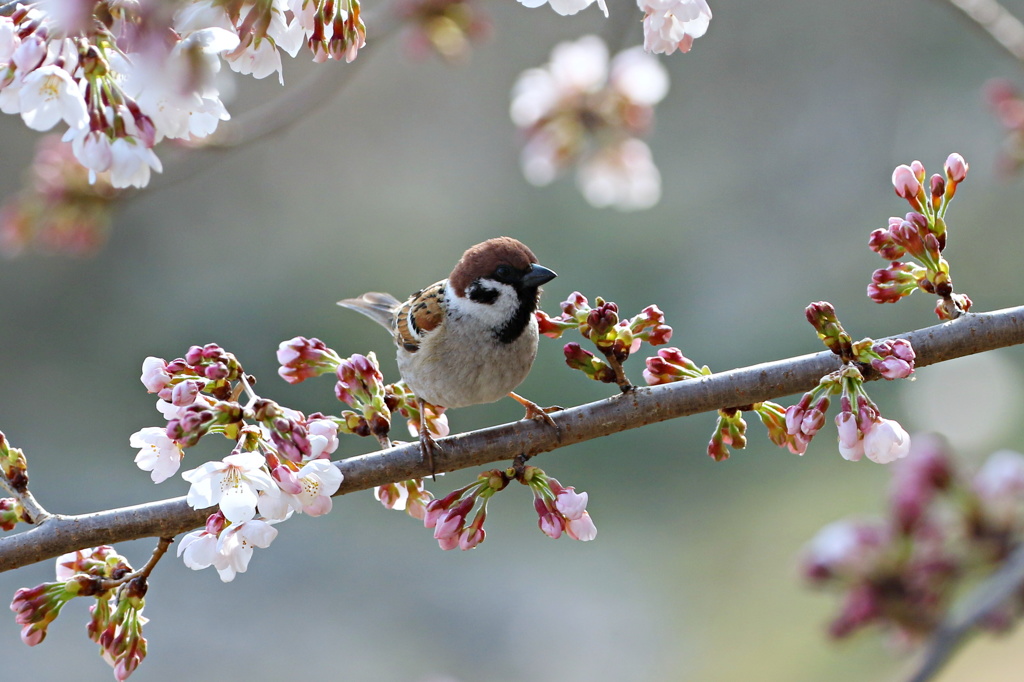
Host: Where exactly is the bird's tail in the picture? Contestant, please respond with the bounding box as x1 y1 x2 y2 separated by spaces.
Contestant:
337 292 402 330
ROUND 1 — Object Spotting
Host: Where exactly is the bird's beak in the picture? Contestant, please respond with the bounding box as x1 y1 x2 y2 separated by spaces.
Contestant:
521 264 557 288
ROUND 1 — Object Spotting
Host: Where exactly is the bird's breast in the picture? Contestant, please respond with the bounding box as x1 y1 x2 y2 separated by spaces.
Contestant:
396 317 540 408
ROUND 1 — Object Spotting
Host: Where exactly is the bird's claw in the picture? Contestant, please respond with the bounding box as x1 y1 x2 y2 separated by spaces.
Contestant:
419 428 441 480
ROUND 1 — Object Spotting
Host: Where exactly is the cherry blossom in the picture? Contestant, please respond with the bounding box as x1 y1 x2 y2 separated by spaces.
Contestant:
862 418 911 464
17 65 88 131
638 0 712 55
510 35 669 210
577 138 661 210
213 519 279 581
257 459 343 520
516 0 607 18
130 427 184 484
181 452 275 523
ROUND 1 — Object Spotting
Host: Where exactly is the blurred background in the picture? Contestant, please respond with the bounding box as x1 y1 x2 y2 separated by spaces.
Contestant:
3 0 1024 679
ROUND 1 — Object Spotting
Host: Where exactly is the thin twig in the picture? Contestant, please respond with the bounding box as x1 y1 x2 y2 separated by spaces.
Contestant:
938 0 1024 62
95 536 174 592
1 474 52 525
148 4 405 193
1 305 1023 572
905 544 1024 682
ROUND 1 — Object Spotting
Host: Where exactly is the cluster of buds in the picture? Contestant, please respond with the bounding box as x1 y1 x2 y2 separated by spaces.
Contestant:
143 343 244 403
639 346 778 461
131 345 343 581
165 400 246 448
293 0 367 63
509 35 670 210
396 0 490 63
334 353 392 444
278 336 448 442
642 347 710 385
0 134 118 256
0 429 28 491
522 466 597 541
868 155 972 319
375 478 433 519
779 303 913 462
277 336 342 384
89 575 148 681
252 401 339 463
423 470 507 550
538 291 672 390
11 546 149 680
0 497 26 531
804 302 916 380
803 438 1024 641
707 408 747 462
420 465 596 549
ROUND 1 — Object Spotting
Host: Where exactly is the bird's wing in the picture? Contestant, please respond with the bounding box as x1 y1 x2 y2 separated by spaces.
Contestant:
394 280 446 353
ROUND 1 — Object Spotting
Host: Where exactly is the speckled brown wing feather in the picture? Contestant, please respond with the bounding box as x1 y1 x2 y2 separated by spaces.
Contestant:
395 280 446 353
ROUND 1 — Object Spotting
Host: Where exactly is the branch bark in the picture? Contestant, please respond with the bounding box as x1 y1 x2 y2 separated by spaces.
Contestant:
938 0 1024 62
2 305 1024 573
905 543 1024 682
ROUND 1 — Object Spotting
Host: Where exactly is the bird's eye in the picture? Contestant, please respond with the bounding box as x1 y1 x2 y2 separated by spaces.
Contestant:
495 265 513 280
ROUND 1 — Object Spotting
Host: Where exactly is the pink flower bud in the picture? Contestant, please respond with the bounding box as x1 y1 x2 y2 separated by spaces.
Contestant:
891 164 921 200
560 292 590 317
423 499 445 529
272 465 303 494
433 511 464 540
459 526 485 550
800 408 826 436
862 418 911 464
437 534 460 550
784 404 804 435
539 512 563 539
944 153 968 183
835 412 863 462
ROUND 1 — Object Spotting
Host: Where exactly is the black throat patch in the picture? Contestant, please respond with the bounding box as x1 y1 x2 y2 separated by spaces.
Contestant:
494 287 539 344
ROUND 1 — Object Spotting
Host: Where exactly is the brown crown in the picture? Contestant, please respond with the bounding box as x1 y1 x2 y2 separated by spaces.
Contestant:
448 237 538 297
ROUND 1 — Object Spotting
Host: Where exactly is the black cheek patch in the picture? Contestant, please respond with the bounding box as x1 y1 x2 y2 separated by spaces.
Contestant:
403 343 419 353
468 283 500 304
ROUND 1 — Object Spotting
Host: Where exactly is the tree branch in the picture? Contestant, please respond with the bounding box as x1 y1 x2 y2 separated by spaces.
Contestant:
938 0 1024 62
2 305 1024 573
905 543 1024 682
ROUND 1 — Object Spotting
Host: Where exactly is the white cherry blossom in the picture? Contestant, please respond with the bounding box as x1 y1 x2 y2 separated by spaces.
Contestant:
17 65 88 131
182 452 275 523
862 418 911 464
108 138 163 189
517 0 607 18
577 138 661 210
130 427 184 484
638 0 712 55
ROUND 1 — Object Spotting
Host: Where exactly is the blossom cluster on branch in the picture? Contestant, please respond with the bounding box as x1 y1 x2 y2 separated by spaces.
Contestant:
0 0 713 254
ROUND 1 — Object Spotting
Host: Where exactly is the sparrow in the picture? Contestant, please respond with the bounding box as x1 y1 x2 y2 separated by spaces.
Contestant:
338 237 558 472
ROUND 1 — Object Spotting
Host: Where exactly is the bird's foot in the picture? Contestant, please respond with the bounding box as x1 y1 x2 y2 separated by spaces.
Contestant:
419 427 441 480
